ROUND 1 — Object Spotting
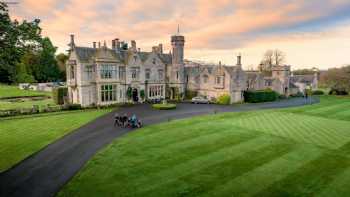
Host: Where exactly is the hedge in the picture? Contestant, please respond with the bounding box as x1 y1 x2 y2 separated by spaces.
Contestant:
244 90 278 103
217 94 231 105
152 103 177 110
329 88 348 95
53 87 68 105
312 90 324 95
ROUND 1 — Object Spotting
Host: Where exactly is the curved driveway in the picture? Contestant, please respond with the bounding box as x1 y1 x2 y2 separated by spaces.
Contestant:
0 97 318 197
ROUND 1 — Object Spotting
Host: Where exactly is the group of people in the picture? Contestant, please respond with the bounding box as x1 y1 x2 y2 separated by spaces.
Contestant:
114 113 142 128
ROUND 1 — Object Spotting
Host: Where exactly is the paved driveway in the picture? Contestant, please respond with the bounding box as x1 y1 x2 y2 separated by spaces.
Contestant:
0 97 318 197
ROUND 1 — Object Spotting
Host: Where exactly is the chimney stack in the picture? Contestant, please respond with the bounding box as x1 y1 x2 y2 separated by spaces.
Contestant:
237 54 242 67
98 42 101 48
93 42 96 49
115 38 120 50
112 39 116 49
158 43 163 54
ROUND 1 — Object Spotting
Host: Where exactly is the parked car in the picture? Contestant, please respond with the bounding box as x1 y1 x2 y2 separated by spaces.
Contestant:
191 96 209 104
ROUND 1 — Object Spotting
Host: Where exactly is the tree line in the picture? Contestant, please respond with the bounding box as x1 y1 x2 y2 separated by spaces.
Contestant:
0 2 68 84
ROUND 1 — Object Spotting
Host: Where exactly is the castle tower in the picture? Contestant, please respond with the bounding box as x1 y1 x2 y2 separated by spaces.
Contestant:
170 25 186 97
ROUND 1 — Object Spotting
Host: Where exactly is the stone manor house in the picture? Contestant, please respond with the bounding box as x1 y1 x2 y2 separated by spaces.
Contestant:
66 32 317 106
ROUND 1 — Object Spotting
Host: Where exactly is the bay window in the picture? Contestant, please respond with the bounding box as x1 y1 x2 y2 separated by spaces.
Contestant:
100 84 117 102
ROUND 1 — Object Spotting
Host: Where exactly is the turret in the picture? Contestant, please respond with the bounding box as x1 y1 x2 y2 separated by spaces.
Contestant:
171 26 185 82
68 34 75 50
170 25 186 98
171 25 185 65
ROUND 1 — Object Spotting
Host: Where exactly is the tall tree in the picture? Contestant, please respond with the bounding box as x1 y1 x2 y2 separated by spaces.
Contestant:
0 2 42 83
56 53 68 80
37 37 60 82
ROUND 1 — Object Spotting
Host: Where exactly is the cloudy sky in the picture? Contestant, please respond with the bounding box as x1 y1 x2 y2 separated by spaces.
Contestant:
9 0 350 70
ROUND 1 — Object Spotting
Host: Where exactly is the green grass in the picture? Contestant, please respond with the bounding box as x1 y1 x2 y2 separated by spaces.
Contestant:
0 98 54 110
0 84 51 99
152 103 177 110
59 96 350 197
0 109 111 172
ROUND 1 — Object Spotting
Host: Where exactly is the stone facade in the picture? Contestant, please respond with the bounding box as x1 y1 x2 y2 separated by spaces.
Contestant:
66 33 316 106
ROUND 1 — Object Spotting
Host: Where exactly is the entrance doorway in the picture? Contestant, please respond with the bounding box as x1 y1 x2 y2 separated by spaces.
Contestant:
132 88 138 102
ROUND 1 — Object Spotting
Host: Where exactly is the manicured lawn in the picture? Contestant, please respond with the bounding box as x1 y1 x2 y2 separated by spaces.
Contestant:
0 98 54 110
0 84 51 98
0 109 111 172
59 96 350 197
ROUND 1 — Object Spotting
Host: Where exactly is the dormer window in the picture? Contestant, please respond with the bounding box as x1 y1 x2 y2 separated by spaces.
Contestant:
152 58 156 64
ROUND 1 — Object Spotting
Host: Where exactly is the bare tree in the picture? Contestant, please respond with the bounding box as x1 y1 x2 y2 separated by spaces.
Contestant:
262 50 273 70
273 49 285 66
260 49 286 70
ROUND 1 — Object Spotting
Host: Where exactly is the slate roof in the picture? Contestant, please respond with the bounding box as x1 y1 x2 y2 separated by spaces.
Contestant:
291 75 315 84
73 46 172 65
74 47 97 62
289 81 298 88
158 53 172 64
246 72 259 81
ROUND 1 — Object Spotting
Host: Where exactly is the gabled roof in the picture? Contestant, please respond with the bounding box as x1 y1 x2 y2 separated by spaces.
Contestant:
74 47 97 62
291 75 315 83
158 53 172 64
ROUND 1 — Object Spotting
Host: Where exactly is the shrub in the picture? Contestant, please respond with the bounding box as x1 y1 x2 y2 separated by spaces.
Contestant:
217 94 231 105
140 89 145 100
53 87 67 105
244 90 278 103
329 88 348 95
152 103 176 110
126 87 132 100
63 104 82 110
185 90 198 99
312 90 324 95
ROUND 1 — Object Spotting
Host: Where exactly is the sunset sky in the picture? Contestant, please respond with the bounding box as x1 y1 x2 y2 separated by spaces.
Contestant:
9 0 350 70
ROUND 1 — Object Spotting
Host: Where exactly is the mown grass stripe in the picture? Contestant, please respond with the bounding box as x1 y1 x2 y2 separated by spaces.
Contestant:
204 144 324 197
131 135 287 196
135 137 296 196
63 129 265 197
106 127 260 181
317 166 350 197
254 152 350 197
